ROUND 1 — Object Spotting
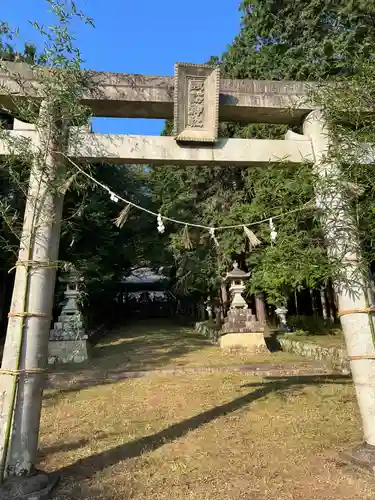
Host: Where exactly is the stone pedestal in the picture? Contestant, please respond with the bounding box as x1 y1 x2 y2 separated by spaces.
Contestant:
220 309 268 353
48 339 90 364
0 470 60 500
341 443 375 474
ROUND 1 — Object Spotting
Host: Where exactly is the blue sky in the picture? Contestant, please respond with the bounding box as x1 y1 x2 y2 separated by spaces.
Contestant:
4 0 241 135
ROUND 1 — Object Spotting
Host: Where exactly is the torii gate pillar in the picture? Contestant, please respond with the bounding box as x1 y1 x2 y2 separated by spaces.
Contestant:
303 110 375 469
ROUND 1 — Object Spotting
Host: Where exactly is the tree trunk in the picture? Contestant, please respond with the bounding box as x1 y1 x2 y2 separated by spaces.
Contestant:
294 290 299 316
320 287 329 320
0 102 66 477
255 293 267 323
309 289 318 316
326 279 337 321
0 272 8 336
220 284 228 319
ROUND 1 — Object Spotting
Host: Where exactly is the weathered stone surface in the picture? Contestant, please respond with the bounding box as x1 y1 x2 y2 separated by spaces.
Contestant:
225 261 251 309
195 321 220 344
174 63 220 142
220 332 268 353
0 470 59 499
278 337 350 374
49 274 87 369
0 131 315 165
341 443 375 474
50 322 87 341
0 61 313 124
221 309 268 353
48 340 90 364
4 130 374 167
222 309 266 334
73 134 314 165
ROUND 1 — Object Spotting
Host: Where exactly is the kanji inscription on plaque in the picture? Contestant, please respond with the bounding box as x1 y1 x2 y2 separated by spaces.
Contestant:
173 63 220 143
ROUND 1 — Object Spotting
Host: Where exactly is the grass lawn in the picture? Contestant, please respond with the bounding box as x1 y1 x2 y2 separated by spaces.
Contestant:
39 321 374 499
49 320 309 378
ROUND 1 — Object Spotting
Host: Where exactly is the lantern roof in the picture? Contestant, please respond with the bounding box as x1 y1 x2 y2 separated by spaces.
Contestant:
225 262 251 280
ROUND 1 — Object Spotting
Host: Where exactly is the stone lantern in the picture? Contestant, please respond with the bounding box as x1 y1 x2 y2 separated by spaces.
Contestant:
225 262 251 309
220 262 268 354
275 305 289 332
205 295 213 320
48 271 89 364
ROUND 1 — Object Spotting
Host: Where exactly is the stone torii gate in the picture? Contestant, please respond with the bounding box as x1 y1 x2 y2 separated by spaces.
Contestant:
0 61 374 493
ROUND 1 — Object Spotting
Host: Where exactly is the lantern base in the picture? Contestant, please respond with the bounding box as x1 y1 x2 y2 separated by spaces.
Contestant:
48 339 90 364
220 332 268 353
340 442 375 474
0 470 59 499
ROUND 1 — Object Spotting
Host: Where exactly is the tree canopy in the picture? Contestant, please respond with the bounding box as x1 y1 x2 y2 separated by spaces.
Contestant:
0 43 169 328
225 0 375 80
151 0 375 306
3 0 375 319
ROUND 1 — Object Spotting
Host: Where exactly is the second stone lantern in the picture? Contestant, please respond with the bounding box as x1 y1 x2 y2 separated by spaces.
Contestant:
220 262 268 353
226 262 251 309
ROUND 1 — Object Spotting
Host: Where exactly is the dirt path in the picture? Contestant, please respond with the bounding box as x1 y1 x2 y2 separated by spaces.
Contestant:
47 362 334 391
46 320 335 391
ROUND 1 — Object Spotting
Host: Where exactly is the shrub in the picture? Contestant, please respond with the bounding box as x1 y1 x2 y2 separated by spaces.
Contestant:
287 315 342 336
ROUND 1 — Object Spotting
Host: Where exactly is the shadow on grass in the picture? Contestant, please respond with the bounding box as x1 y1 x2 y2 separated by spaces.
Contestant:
50 319 211 374
44 319 213 407
40 438 92 456
55 373 350 489
265 333 282 352
39 432 122 458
